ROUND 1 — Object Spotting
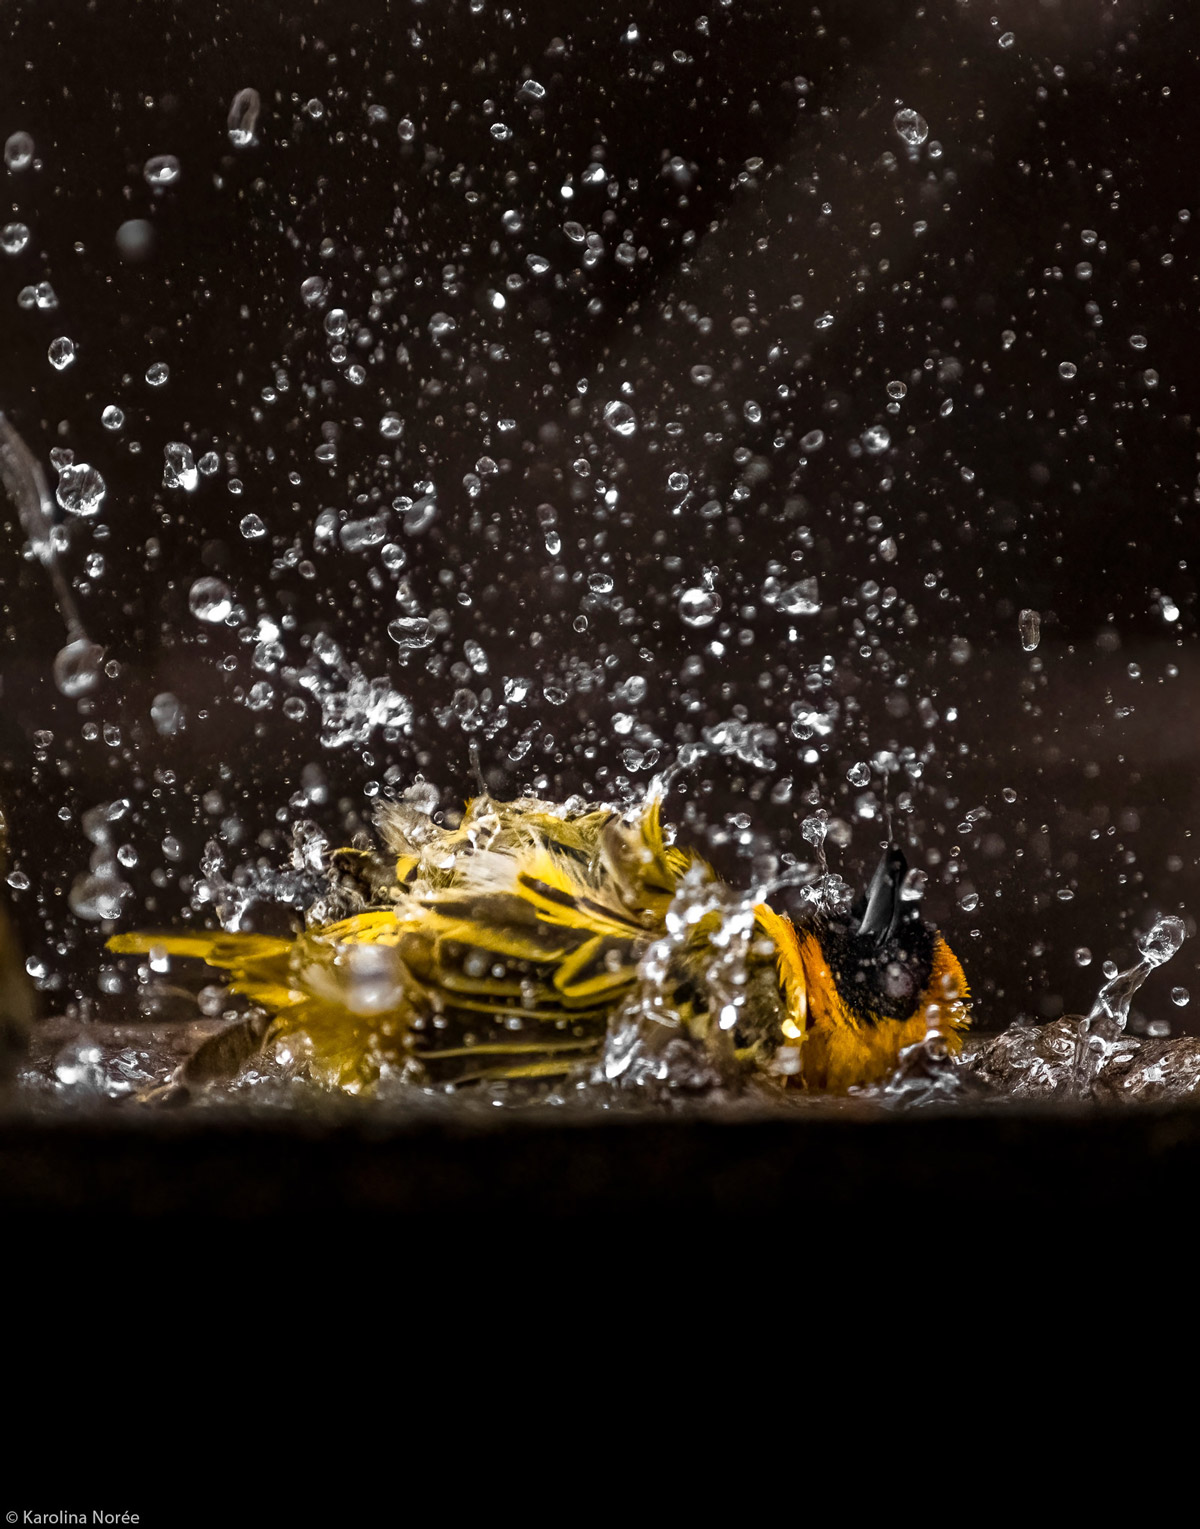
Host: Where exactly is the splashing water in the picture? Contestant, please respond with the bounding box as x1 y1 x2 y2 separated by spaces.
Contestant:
0 413 106 697
1071 916 1187 1097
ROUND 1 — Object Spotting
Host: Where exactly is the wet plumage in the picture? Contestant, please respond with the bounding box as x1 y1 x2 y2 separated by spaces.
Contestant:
109 790 970 1096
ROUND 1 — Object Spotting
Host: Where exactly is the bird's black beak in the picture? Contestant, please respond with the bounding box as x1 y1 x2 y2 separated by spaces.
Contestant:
857 844 908 948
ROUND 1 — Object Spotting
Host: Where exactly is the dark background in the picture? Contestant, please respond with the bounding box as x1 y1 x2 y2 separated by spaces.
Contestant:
1 0 1197 1037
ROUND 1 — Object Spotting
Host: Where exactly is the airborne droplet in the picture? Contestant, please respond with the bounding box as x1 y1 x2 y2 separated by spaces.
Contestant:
189 576 233 624
602 400 637 437
679 587 722 627
143 154 181 187
227 87 262 147
893 108 929 147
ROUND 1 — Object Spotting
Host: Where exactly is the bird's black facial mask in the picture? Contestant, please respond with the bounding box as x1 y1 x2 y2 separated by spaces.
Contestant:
822 845 937 1023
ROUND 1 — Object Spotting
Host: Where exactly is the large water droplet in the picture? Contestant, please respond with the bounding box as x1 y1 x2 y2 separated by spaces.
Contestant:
55 463 106 516
1019 608 1041 651
778 577 820 616
163 442 198 491
403 493 438 534
603 400 637 437
4 131 34 171
227 87 261 147
189 576 233 623
846 761 871 787
48 337 76 370
388 616 433 650
143 154 181 187
1138 916 1186 968
150 691 185 735
893 108 929 147
1 222 31 256
679 587 722 627
53 638 105 697
69 870 132 922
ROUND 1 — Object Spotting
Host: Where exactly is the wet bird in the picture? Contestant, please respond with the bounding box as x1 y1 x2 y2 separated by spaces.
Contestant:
108 789 970 1096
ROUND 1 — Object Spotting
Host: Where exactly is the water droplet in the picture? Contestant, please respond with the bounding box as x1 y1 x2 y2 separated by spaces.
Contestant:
53 638 104 697
998 31 1015 49
879 536 898 562
1137 915 1186 967
778 577 820 615
150 691 185 735
300 275 328 307
48 336 75 370
1058 361 1077 379
959 891 979 912
388 616 433 651
189 576 233 623
1019 608 1041 651
543 685 568 705
55 463 106 516
403 492 438 535
143 154 180 187
69 870 132 922
679 587 722 627
163 442 198 491
380 412 403 438
518 79 546 102
1130 333 1148 350
886 380 907 400
428 312 455 343
862 425 890 454
1075 947 1092 967
690 364 714 385
1 222 31 256
490 122 512 141
847 761 870 787
145 361 169 386
588 572 614 593
340 515 388 552
4 131 34 171
800 428 825 452
526 252 550 275
1075 262 1093 280
603 400 637 436
900 867 927 902
667 472 689 493
101 404 124 431
814 312 834 331
240 513 268 539
227 87 261 147
893 108 929 146
1171 987 1190 1007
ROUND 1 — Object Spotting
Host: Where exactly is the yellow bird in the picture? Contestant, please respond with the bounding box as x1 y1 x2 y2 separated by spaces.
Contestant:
108 789 970 1097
